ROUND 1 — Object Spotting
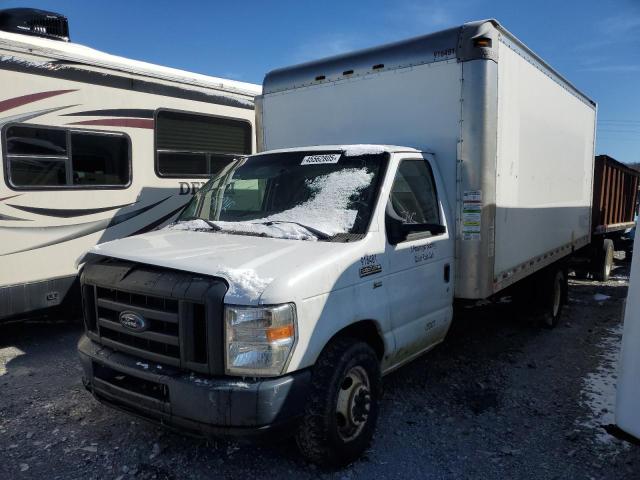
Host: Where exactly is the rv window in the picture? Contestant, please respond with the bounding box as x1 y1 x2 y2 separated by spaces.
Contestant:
8 158 67 186
71 132 129 186
3 124 130 189
6 126 67 156
157 152 207 176
155 110 251 177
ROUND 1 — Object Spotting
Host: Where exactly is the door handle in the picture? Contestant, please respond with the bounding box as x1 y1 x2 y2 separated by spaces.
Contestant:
373 281 383 289
444 264 450 283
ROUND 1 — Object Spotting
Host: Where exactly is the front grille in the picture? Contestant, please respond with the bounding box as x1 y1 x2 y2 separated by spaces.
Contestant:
95 286 182 366
81 260 227 375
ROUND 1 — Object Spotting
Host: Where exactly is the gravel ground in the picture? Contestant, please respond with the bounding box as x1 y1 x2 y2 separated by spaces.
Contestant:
1 254 639 479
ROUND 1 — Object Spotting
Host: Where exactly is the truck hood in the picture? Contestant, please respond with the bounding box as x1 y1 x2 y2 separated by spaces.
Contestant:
90 229 368 304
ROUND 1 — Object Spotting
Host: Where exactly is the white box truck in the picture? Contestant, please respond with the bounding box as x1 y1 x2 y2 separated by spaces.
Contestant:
77 20 596 466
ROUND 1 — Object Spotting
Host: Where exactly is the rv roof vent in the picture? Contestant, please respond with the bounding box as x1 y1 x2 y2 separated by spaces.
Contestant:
0 8 69 42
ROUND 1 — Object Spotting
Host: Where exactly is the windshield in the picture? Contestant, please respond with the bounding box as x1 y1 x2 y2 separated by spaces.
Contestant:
172 150 387 241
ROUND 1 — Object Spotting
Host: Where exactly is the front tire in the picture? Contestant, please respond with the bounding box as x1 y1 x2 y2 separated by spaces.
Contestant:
296 337 381 468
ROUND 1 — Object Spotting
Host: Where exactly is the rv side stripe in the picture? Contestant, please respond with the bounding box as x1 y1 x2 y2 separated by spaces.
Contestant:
0 213 28 221
7 202 133 218
0 194 21 202
0 89 76 113
0 57 254 110
67 118 154 129
129 205 186 236
0 196 171 256
61 108 155 118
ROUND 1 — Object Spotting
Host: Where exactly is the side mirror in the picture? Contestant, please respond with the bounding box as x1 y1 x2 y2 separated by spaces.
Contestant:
386 215 446 245
386 215 405 245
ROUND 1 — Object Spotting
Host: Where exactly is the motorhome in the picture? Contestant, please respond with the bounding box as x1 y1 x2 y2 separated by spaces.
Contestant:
0 8 260 320
77 20 596 466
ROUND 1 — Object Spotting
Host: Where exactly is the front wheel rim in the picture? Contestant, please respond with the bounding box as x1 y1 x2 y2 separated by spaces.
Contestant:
335 365 371 441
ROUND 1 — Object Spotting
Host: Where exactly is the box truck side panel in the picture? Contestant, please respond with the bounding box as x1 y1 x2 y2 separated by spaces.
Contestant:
493 40 596 289
261 60 462 213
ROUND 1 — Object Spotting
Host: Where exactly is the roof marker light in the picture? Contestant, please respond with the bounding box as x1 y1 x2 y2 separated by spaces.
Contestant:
474 37 492 48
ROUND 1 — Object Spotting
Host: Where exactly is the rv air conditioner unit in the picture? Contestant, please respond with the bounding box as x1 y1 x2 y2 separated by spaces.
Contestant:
0 8 69 42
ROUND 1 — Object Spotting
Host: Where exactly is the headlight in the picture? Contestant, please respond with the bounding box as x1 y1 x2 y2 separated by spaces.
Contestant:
224 303 297 376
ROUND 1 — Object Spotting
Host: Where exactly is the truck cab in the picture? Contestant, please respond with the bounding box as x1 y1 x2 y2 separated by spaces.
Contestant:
78 145 454 465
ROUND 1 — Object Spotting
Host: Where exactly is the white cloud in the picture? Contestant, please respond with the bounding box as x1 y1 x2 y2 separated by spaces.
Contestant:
598 13 640 37
386 0 455 29
221 71 244 80
290 33 361 64
289 0 469 64
574 6 640 72
579 64 640 73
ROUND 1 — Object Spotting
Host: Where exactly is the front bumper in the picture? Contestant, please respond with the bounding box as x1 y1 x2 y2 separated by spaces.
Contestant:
78 335 311 437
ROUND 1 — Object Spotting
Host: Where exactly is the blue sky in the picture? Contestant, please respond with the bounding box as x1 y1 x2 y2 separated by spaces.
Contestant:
2 0 639 162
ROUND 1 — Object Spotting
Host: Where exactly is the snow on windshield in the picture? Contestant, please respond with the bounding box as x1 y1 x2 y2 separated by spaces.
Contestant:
167 168 374 240
261 168 373 236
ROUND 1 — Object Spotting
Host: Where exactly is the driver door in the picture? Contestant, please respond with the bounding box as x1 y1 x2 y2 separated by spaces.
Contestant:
384 156 454 365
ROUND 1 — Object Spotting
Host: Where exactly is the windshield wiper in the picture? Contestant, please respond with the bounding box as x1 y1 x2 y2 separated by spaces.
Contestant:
176 217 222 231
257 220 332 240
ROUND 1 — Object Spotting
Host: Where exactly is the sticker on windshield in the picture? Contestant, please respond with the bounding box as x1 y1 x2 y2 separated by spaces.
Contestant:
301 154 341 165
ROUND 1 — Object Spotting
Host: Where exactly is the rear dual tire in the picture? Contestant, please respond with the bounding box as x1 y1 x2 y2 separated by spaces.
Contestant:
596 239 615 282
538 267 567 329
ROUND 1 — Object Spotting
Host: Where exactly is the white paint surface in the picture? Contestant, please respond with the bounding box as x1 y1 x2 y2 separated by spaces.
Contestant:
616 230 640 439
494 40 595 277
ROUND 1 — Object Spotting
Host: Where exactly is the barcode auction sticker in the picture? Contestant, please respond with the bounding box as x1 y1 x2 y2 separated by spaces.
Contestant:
462 189 482 241
301 154 341 165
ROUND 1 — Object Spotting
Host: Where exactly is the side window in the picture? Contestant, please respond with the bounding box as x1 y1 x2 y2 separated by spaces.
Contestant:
222 179 267 214
4 124 130 189
5 126 68 187
71 132 129 186
155 110 251 177
387 159 440 234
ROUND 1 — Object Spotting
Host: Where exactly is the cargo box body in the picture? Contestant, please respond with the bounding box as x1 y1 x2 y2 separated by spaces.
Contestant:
258 20 597 299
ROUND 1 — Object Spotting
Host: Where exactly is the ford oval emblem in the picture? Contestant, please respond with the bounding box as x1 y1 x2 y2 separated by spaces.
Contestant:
119 311 148 332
